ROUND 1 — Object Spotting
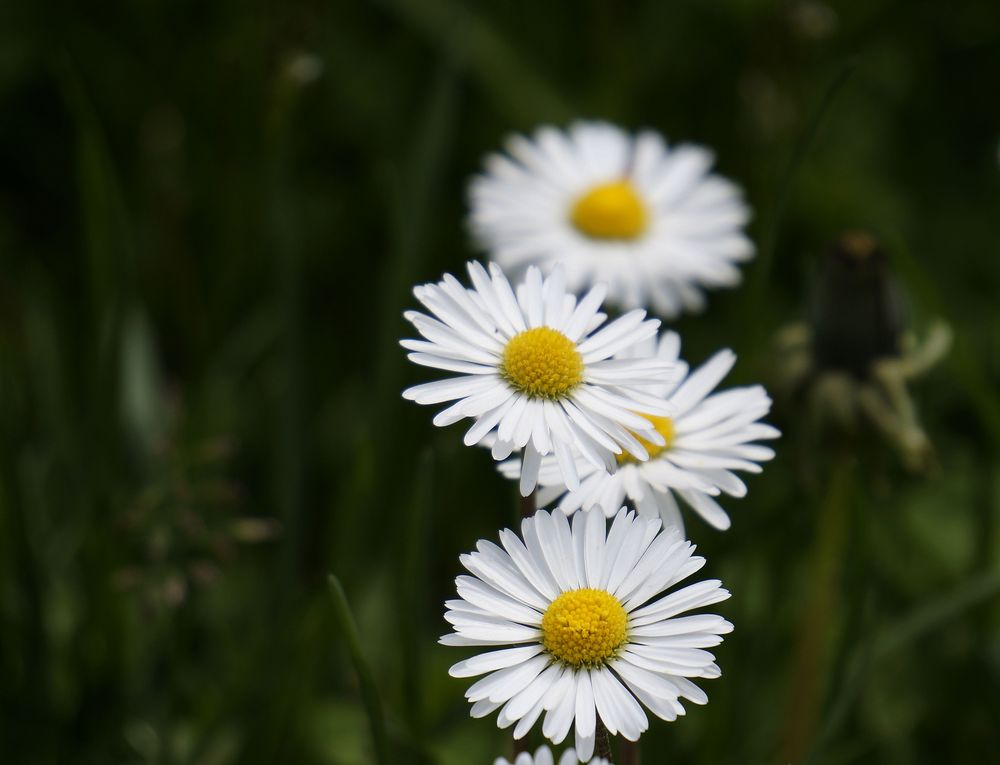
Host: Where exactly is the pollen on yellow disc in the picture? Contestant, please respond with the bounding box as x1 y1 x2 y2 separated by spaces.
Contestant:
541 588 628 668
501 327 584 400
570 181 648 240
616 415 676 465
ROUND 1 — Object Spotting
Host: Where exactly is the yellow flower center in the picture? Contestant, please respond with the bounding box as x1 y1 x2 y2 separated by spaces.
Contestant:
570 180 648 240
541 588 628 668
616 415 676 465
500 327 584 400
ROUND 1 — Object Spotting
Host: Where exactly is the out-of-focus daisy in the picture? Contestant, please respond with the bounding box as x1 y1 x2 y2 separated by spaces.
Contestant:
402 262 677 495
501 332 779 532
469 121 753 318
495 746 608 765
443 507 731 761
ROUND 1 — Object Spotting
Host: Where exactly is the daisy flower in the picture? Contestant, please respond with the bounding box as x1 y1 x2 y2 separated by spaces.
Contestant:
500 332 780 532
442 507 732 762
469 121 753 317
495 746 608 765
402 262 677 495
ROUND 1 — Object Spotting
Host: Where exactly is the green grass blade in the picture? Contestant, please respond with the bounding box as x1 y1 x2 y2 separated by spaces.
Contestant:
374 62 460 415
876 568 1000 653
328 574 390 765
811 567 1000 761
397 447 434 737
748 60 856 327
380 0 573 123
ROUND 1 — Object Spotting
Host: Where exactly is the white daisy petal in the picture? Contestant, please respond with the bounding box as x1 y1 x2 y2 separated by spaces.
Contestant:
461 382 521 418
470 121 754 317
667 349 737 412
613 658 682 704
456 575 544 625
505 663 562 724
449 645 546 678
460 550 547 611
467 260 517 337
592 665 647 740
493 438 516 460
615 672 683 722
544 672 578 744
493 332 778 535
465 397 518 446
576 310 651 358
576 729 595 764
574 669 597 744
629 580 731 624
500 527 560 601
403 375 497 405
512 431 538 486
552 437 581 493
467 654 550 704
582 506 605 588
678 489 733 530
444 623 541 645
443 510 729 751
473 698 505 719
563 284 608 341
406 352 496 375
404 262 678 492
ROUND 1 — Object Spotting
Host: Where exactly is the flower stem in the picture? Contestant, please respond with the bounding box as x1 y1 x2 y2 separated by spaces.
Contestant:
619 740 639 765
595 719 613 760
778 451 854 762
328 575 390 765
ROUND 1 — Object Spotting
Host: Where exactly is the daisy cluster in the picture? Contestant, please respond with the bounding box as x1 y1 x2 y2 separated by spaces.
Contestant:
399 122 778 762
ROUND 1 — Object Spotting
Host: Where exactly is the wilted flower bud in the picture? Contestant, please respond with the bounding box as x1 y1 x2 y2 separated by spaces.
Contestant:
773 231 950 471
811 231 905 377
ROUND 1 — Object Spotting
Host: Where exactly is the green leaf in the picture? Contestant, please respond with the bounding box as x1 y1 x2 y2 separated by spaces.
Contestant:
328 575 390 765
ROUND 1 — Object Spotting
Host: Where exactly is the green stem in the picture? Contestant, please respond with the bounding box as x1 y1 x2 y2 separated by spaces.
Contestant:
328 575 390 765
778 452 854 762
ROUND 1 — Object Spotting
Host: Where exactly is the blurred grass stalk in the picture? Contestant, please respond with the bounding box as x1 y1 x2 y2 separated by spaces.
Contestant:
374 61 458 422
814 565 1000 759
267 56 310 589
779 451 855 763
397 448 434 753
747 61 855 349
337 60 459 583
380 0 573 125
329 575 391 765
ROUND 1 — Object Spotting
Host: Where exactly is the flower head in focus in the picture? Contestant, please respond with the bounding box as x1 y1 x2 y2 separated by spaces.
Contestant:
443 507 731 761
402 262 678 495
500 332 779 533
469 121 753 317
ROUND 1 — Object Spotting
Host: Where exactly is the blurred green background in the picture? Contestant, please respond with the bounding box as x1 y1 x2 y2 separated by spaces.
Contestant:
1 0 999 763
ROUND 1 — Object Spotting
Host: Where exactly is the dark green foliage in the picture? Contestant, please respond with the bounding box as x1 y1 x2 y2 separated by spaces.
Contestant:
1 0 998 763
